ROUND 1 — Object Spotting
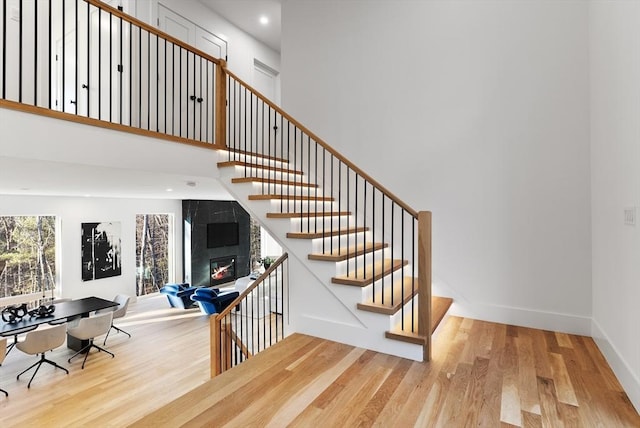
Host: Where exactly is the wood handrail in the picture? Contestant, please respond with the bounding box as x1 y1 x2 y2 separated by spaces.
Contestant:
84 0 222 67
214 253 288 321
222 67 419 219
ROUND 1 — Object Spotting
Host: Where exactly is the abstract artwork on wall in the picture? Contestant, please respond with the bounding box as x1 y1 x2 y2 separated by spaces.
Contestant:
81 221 121 281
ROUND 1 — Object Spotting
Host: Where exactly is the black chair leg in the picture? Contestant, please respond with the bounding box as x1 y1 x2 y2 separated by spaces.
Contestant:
103 324 131 345
17 354 68 388
0 388 7 397
68 343 92 363
69 340 115 369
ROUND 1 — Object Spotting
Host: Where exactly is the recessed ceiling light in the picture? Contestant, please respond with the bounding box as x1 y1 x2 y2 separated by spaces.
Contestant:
166 188 173 192
259 15 269 25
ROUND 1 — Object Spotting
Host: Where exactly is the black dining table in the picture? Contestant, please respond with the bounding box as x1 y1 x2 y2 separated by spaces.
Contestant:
0 296 118 351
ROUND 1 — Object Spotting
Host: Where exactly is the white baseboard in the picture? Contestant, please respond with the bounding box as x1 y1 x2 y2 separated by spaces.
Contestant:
591 319 640 414
449 300 592 336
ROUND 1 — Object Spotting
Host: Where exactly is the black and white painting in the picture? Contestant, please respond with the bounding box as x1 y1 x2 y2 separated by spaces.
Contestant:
81 221 121 281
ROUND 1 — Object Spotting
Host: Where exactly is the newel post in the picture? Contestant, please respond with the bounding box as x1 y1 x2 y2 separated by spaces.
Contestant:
214 59 227 149
418 211 432 362
210 315 221 377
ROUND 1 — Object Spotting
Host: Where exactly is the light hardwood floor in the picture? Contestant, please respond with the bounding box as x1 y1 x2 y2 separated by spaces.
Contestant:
1 294 639 427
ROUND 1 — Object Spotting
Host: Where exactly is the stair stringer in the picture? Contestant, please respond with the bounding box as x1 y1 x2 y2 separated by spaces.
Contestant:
216 166 424 361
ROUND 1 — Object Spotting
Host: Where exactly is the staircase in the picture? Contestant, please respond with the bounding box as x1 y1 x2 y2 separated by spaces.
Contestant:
0 0 453 363
216 148 453 361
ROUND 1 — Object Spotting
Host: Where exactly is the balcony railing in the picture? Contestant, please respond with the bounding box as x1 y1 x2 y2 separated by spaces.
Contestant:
210 254 288 376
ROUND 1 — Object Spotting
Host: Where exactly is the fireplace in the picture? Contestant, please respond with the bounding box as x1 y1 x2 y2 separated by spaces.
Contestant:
210 255 236 287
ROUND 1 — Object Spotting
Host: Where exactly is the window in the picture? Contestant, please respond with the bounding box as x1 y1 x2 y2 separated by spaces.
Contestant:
0 216 56 302
135 214 172 296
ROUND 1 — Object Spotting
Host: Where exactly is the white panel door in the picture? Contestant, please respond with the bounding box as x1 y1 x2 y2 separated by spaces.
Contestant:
253 59 279 151
158 5 225 142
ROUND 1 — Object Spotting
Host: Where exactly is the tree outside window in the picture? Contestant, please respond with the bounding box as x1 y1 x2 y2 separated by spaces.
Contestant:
0 216 56 301
136 214 171 296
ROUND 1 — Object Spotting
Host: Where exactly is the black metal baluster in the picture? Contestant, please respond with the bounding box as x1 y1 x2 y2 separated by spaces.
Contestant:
391 201 395 311
120 9 123 124
364 180 367 280
33 0 37 105
62 0 66 110
346 167 350 276
2 0 7 100
86 1 90 117
153 33 158 130
338 161 342 256
146 30 150 129
260 99 264 194
163 39 167 133
372 188 376 303
109 13 112 122
138 26 142 126
129 20 132 125
171 44 175 135
18 0 22 102
401 209 405 329
74 0 77 113
381 194 386 305
179 46 182 137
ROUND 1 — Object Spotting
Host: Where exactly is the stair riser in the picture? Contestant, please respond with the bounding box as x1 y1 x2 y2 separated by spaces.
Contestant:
248 183 324 197
334 249 390 277
310 231 373 253
291 215 353 232
390 295 421 332
230 167 304 181
267 199 335 213
360 276 418 305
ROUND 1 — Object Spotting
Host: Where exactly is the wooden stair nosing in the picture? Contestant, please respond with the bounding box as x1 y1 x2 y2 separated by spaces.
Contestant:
266 211 351 219
384 296 453 344
308 242 388 262
249 194 334 202
331 259 408 287
231 177 318 188
287 226 369 239
356 276 418 315
217 160 302 175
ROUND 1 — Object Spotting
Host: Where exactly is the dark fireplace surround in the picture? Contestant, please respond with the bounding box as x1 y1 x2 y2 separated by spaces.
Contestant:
182 200 251 288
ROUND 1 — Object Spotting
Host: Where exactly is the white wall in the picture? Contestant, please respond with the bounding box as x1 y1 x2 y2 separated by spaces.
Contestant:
281 0 592 333
590 0 640 411
0 195 183 301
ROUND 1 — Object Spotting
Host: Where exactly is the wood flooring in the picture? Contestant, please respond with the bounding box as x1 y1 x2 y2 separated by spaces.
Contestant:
1 294 638 427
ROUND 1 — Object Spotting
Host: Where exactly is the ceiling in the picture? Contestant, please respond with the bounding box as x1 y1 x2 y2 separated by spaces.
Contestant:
0 156 234 200
198 0 282 52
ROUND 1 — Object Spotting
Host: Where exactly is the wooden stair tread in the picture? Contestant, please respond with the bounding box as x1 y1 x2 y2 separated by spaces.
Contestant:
308 242 387 262
287 226 368 239
384 296 453 344
249 194 334 202
356 276 418 315
231 177 318 188
331 258 408 287
224 148 288 164
266 211 351 219
217 160 302 175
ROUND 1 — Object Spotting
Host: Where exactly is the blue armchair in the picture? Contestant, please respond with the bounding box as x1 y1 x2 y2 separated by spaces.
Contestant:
190 288 239 315
159 283 198 309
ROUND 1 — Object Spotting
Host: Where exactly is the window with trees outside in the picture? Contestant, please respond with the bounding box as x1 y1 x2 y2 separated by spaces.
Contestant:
0 216 56 303
136 214 172 296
